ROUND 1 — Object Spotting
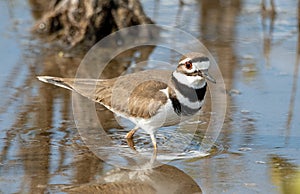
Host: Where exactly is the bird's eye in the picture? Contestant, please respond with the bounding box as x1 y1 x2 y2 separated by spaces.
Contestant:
185 61 193 70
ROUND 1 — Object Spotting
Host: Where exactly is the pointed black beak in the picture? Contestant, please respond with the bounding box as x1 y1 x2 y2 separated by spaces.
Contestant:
202 70 216 84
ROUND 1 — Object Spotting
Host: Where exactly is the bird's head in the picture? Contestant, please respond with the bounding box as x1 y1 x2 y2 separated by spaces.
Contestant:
173 52 216 88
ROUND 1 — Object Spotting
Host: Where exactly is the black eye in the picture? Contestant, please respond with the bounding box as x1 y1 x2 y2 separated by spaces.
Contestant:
185 61 193 70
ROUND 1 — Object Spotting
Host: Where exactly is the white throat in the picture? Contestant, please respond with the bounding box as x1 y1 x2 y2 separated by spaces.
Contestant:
172 71 206 89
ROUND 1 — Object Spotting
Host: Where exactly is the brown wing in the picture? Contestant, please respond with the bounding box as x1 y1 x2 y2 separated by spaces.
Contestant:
127 80 168 118
106 70 172 119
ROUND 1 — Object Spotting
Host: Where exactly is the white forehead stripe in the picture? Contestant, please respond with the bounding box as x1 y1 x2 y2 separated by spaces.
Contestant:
179 57 192 64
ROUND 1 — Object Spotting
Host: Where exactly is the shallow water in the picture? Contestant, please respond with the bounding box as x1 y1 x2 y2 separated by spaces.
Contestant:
0 0 300 193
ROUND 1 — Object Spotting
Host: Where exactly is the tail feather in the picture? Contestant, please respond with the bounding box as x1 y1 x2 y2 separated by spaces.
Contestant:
36 76 112 104
37 76 74 91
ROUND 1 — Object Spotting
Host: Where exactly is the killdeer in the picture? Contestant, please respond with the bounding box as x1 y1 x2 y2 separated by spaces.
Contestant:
37 52 216 151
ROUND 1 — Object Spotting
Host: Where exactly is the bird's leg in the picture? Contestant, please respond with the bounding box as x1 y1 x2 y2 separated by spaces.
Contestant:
126 138 136 151
150 132 157 151
125 126 139 151
125 126 139 139
150 148 157 166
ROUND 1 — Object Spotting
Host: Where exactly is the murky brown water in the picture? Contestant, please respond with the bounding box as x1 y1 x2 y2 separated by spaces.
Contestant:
0 0 300 193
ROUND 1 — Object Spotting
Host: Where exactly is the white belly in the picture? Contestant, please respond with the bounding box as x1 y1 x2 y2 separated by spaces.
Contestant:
128 99 184 134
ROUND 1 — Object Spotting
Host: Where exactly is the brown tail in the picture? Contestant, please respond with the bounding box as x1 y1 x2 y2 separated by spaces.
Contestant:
37 76 75 91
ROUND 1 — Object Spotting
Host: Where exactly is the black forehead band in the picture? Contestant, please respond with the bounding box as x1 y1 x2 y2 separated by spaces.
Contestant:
191 57 209 63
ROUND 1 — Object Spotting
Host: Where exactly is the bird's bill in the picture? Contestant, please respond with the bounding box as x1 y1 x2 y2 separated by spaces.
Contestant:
202 70 216 84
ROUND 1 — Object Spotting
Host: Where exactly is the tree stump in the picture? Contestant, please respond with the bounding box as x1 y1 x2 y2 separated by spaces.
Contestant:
31 0 153 47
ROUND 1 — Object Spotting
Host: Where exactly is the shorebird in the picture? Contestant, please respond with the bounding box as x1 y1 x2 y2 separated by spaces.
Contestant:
37 52 216 150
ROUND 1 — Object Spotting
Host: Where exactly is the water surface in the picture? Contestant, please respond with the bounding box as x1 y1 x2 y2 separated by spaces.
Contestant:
0 0 299 193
